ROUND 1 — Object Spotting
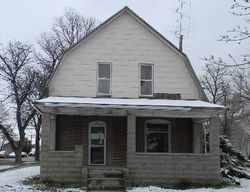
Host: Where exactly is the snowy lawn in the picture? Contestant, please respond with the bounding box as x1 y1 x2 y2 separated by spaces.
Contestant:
0 165 85 192
1 165 250 192
0 165 16 171
128 179 250 192
0 165 41 192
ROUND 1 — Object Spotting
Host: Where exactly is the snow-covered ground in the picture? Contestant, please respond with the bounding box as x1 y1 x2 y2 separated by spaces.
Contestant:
128 183 247 192
128 179 250 192
0 165 16 171
1 165 250 192
0 165 84 192
0 166 40 192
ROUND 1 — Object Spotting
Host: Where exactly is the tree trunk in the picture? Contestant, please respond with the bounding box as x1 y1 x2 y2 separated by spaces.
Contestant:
35 128 40 161
15 148 22 164
15 131 25 164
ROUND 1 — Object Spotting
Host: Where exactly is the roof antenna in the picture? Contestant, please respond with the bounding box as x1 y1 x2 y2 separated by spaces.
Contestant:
175 0 191 52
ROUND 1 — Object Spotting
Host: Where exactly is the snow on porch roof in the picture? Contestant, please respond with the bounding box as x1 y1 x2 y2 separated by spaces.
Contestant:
34 96 225 110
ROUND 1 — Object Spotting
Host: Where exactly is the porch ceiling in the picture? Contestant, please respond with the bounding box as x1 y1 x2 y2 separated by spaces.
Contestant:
34 97 224 118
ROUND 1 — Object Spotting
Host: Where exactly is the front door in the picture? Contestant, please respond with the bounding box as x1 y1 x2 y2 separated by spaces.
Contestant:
89 121 106 165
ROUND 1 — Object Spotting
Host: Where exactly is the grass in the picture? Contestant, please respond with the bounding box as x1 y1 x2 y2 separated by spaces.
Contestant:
23 176 86 191
173 180 238 190
215 181 239 189
24 176 239 191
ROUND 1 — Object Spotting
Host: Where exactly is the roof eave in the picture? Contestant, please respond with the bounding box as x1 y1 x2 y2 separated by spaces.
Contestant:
34 101 224 113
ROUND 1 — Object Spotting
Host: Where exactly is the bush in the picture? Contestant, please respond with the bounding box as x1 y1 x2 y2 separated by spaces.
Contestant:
220 135 250 184
22 138 32 154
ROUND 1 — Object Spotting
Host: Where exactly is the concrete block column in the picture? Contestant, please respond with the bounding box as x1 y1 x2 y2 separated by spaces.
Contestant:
41 113 50 152
49 114 56 151
127 115 136 155
209 117 220 156
40 113 50 177
192 121 202 153
208 116 221 182
126 114 136 186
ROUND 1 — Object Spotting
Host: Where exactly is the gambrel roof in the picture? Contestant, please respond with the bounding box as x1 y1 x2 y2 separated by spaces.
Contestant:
46 6 207 101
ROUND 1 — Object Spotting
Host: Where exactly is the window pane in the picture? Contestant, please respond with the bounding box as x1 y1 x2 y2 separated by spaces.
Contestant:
99 64 110 78
141 81 152 95
91 127 105 145
91 147 104 164
147 132 168 152
147 124 169 132
141 65 152 80
98 79 110 94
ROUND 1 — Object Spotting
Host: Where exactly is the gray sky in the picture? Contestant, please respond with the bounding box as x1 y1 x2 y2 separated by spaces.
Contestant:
0 0 248 75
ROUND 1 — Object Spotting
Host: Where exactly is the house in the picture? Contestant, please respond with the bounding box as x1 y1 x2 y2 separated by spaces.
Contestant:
1 142 13 154
34 6 224 190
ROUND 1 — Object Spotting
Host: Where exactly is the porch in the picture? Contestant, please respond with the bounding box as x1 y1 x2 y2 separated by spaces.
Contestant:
35 97 223 188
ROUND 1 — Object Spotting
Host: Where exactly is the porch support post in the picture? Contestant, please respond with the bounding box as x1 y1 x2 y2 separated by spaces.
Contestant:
41 113 50 153
40 113 50 178
208 116 221 181
127 115 136 154
209 117 220 156
49 114 56 151
192 122 202 153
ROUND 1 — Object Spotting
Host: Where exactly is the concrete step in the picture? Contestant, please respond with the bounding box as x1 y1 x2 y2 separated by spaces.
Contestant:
88 186 125 191
87 186 126 191
88 168 124 178
88 190 125 192
89 172 124 178
88 178 125 186
87 178 125 190
87 168 126 191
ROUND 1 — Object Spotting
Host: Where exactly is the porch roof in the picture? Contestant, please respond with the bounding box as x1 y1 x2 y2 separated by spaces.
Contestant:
34 96 224 111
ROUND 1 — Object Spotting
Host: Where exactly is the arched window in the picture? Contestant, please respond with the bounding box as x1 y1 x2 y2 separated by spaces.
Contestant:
144 119 171 153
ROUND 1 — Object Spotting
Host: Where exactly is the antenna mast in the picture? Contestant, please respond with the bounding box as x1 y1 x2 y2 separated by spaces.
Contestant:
175 0 191 52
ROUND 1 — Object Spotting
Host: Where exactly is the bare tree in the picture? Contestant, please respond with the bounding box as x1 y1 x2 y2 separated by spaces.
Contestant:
221 0 250 43
52 7 97 50
234 70 250 101
0 41 38 163
0 131 6 150
200 59 250 145
32 7 99 161
201 64 250 154
201 0 250 137
36 7 98 75
222 94 248 136
237 114 250 157
218 0 250 67
0 102 8 150
200 60 229 104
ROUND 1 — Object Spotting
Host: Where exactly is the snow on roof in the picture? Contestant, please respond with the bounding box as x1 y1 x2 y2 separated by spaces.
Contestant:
35 97 225 110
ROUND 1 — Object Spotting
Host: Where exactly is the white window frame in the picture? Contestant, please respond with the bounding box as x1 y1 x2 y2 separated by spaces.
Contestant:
97 62 112 96
144 119 171 153
139 63 154 97
88 121 106 165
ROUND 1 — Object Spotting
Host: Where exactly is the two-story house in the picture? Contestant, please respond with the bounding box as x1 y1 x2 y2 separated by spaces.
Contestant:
34 6 224 191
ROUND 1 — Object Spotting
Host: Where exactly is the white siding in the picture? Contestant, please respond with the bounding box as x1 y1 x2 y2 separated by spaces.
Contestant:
49 12 200 99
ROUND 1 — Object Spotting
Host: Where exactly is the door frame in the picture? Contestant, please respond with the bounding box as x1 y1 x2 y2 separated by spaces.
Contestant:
88 121 106 165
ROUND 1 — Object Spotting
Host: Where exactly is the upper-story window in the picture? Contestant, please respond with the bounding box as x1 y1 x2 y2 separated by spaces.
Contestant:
139 64 153 96
97 63 111 96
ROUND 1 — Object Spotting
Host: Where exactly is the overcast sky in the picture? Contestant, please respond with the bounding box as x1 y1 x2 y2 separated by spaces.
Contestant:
0 0 248 75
